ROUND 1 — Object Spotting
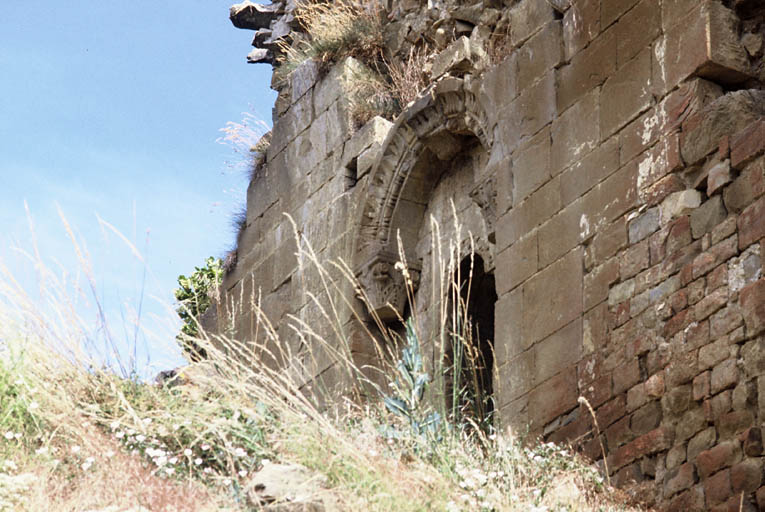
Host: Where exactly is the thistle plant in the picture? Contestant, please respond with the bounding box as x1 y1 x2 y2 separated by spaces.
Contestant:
382 318 442 445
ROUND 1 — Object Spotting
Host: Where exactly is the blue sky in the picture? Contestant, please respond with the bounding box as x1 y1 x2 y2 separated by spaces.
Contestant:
0 1 275 374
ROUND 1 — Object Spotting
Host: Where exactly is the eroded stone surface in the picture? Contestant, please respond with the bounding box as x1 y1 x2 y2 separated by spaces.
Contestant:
221 1 765 508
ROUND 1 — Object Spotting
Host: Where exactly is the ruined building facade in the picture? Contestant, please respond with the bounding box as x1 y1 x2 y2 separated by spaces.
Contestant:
213 0 765 509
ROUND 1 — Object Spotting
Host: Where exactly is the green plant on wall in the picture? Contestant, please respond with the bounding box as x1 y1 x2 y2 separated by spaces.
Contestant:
173 257 223 361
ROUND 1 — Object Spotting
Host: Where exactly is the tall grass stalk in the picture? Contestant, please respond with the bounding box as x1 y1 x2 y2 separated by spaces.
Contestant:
0 209 641 511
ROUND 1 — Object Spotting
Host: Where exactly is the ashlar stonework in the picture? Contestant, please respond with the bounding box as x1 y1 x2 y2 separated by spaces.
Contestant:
214 0 765 509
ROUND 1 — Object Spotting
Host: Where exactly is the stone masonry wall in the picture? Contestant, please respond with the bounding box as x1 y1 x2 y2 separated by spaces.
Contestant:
221 0 765 509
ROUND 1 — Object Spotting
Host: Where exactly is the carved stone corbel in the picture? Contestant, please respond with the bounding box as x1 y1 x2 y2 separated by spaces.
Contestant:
357 250 420 321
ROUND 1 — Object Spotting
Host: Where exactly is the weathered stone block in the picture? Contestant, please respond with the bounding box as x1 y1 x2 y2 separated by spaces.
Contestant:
587 217 628 268
609 426 673 471
556 29 616 113
710 306 744 338
655 2 752 94
551 88 600 176
431 36 487 78
496 176 561 251
314 57 366 114
522 248 583 346
495 233 537 296
480 52 518 128
696 441 741 479
620 240 649 280
583 302 609 352
494 287 524 362
693 371 711 401
731 120 765 170
681 90 765 166
690 196 727 240
711 358 739 394
534 318 582 385
584 258 620 311
644 175 685 209
694 286 728 322
629 207 660 244
738 196 765 251
290 60 320 104
517 21 563 92
562 0 599 60
660 191 701 225
558 138 619 205
741 427 763 457
704 468 732 506
601 0 640 28
740 279 765 337
512 126 551 205
600 48 652 138
509 0 556 47
528 367 578 429
496 350 535 403
499 71 557 144
699 338 732 371
707 160 732 197
730 460 762 494
724 157 765 214
740 337 765 378
664 462 697 497
613 0 661 67
688 427 717 461
718 410 754 439
613 359 641 395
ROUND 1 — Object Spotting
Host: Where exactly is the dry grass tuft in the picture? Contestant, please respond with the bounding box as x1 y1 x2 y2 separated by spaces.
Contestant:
277 0 385 80
386 46 432 110
0 209 649 511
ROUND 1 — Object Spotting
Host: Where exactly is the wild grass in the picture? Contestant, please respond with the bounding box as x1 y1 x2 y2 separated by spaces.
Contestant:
0 210 645 511
277 0 386 80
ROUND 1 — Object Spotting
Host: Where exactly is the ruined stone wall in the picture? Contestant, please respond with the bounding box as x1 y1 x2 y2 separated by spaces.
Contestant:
220 0 765 508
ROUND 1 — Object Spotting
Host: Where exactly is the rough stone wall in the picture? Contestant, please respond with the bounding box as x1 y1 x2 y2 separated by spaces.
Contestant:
220 0 765 509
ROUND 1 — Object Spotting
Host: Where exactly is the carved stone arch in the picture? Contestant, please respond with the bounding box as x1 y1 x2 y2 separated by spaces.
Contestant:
353 76 493 320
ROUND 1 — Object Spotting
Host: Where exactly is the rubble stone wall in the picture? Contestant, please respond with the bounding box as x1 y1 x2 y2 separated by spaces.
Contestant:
218 0 765 508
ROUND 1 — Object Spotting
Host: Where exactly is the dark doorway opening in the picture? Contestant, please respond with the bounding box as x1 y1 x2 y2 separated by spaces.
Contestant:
447 254 497 426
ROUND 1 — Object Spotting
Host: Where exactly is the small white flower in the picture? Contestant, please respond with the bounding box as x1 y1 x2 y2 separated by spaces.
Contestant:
203 467 213 474
110 420 120 430
194 458 203 466
35 447 48 455
238 469 247 477
183 449 192 457
3 432 14 440
165 467 175 475
143 418 152 425
201 443 210 451
29 401 39 410
136 434 146 443
233 447 247 457
169 457 178 464
13 433 21 440
105 451 115 458
71 445 81 454
154 456 168 467
115 431 125 439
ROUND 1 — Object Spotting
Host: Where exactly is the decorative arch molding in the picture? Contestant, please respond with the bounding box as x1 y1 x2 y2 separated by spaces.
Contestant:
353 76 493 320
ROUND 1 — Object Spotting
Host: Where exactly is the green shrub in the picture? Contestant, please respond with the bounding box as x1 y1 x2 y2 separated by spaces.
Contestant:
173 257 223 361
